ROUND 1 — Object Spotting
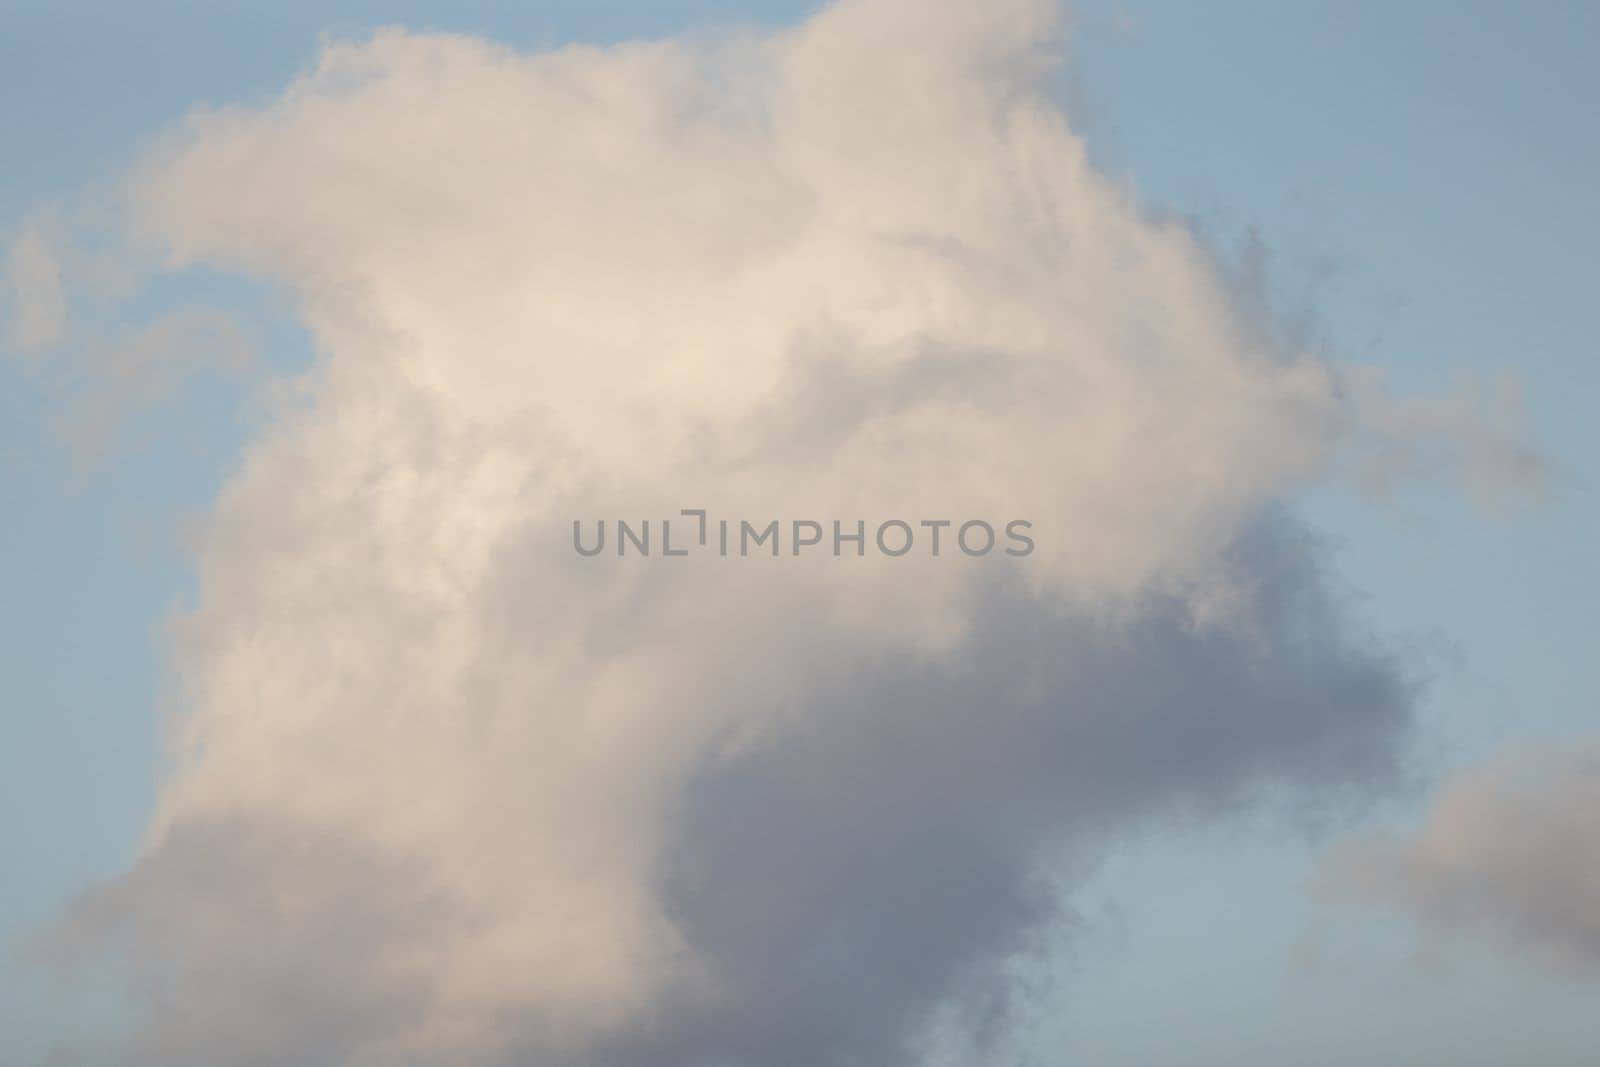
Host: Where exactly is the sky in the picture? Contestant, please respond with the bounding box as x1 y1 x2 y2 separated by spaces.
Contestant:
1 2 1597 1065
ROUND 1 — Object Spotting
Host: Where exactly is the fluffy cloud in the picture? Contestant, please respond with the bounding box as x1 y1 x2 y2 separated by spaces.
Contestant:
49 1 1426 1063
1327 747 1600 975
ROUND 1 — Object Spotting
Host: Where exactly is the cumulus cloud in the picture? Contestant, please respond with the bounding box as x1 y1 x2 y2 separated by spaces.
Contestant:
1326 747 1600 975
43 0 1434 1063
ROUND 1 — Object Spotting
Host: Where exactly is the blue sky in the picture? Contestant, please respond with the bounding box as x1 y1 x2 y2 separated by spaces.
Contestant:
2 2 1597 1064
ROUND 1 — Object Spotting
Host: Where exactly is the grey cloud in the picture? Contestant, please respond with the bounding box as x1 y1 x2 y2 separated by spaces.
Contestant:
599 518 1412 1067
1326 747 1600 977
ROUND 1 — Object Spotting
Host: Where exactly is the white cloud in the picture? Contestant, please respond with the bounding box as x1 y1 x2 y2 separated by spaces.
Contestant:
45 1 1432 1063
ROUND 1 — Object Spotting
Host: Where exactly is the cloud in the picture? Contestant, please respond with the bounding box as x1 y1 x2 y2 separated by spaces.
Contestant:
43 0 1432 1063
1340 370 1552 507
0 211 257 462
5 215 67 356
1325 747 1600 976
57 306 258 463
